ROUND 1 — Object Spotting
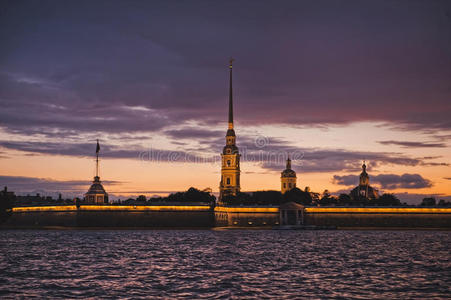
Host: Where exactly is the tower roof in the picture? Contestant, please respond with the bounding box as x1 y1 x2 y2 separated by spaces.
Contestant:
281 157 296 178
85 176 107 195
360 161 368 176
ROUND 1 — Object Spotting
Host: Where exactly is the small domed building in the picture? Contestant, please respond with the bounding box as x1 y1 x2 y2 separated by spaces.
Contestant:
281 157 297 194
84 140 108 204
350 161 379 201
85 176 108 204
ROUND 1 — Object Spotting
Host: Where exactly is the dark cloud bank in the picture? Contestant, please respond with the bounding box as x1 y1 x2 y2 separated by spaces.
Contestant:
378 140 448 148
333 173 433 190
1 134 448 175
1 0 451 140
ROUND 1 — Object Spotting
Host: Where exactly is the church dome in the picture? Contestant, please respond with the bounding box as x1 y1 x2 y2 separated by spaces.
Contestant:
281 168 296 178
281 158 296 178
350 161 379 200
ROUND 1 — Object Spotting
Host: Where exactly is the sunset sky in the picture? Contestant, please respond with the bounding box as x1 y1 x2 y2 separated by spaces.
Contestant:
1 0 450 204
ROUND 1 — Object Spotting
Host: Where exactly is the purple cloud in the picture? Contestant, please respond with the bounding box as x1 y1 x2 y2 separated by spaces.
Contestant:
0 0 450 140
378 140 448 148
2 134 448 174
333 173 433 189
0 175 122 194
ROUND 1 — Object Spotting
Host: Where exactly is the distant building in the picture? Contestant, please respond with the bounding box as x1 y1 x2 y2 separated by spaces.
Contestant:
350 161 379 200
281 157 297 194
84 140 108 204
219 59 241 200
1 186 15 199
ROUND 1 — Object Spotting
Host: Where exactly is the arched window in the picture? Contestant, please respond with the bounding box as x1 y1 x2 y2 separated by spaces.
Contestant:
226 178 230 185
283 183 286 188
288 183 292 188
227 160 231 166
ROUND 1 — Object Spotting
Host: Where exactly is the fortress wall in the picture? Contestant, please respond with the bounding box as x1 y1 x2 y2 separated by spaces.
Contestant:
2 205 213 228
304 207 451 228
75 210 213 227
214 207 279 227
2 206 451 229
5 211 78 227
304 212 451 228
214 207 451 228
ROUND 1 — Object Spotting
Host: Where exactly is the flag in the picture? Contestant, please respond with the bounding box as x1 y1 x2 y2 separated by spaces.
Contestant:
96 140 100 154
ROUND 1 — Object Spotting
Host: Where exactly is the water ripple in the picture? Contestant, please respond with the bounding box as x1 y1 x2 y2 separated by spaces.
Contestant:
0 230 450 299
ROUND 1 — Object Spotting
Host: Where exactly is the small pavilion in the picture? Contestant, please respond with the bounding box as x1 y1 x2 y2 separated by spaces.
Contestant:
279 202 305 226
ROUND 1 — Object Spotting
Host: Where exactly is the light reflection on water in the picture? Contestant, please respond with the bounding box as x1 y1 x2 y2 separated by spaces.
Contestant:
0 230 449 299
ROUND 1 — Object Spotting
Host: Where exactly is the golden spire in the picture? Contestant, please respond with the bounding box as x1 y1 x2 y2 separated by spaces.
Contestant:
228 58 234 129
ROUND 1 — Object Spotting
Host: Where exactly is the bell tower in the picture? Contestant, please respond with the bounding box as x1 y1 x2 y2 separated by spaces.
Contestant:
219 59 241 200
358 161 370 197
281 156 297 194
359 161 369 186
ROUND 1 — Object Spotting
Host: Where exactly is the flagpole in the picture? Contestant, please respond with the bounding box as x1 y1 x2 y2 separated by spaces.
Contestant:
96 139 99 178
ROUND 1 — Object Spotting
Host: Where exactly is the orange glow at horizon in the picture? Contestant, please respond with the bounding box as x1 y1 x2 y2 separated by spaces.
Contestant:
0 122 450 203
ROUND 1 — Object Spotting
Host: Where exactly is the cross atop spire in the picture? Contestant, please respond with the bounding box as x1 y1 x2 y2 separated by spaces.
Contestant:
286 155 291 169
228 58 234 129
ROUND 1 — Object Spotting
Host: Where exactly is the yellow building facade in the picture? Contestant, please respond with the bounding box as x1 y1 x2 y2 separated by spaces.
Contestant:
281 157 297 194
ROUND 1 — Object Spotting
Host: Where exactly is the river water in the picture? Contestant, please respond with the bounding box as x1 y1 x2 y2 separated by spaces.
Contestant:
0 230 449 299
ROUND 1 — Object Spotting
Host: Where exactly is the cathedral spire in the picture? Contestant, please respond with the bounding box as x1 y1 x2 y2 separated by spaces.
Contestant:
228 58 234 129
220 58 240 200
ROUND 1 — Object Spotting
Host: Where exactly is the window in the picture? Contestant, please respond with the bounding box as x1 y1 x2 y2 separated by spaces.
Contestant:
288 183 292 188
283 183 286 188
227 160 231 166
226 178 230 185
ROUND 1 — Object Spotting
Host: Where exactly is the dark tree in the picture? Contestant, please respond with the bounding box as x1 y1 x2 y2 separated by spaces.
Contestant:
283 188 312 205
136 195 147 202
165 187 216 204
337 194 352 206
252 191 283 205
319 190 337 206
221 192 251 205
376 193 401 206
421 197 436 206
0 187 15 224
437 199 450 207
